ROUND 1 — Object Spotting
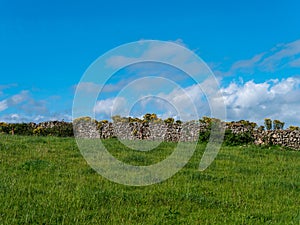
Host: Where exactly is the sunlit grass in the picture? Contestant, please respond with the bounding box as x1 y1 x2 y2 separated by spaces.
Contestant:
0 135 299 224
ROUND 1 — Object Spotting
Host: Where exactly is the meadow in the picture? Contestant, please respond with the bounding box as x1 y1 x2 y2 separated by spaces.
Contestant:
0 135 299 224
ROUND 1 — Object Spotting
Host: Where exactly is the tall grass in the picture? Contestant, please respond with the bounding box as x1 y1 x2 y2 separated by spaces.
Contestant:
0 135 299 224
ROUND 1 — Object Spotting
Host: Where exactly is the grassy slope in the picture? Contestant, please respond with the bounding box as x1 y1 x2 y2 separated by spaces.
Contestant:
0 135 299 224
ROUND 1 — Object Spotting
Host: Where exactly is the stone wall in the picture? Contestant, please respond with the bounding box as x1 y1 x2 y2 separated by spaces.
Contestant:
107 121 208 142
253 129 300 150
4 119 297 149
3 119 296 150
73 120 99 139
73 121 207 142
73 120 300 150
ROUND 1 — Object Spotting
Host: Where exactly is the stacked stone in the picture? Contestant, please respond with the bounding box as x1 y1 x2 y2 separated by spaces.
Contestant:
253 129 300 150
111 122 132 140
75 120 300 150
99 122 114 139
148 123 168 141
73 120 100 138
180 121 202 142
225 122 253 134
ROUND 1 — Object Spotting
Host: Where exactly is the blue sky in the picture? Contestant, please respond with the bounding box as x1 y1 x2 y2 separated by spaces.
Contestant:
1 0 300 127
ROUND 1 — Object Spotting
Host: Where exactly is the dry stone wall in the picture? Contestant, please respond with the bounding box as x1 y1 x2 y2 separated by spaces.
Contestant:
101 121 210 142
74 121 207 142
253 129 300 150
73 120 300 150
3 119 298 150
73 120 100 138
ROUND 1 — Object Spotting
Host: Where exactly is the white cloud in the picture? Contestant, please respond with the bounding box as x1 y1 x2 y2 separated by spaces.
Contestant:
220 76 300 126
222 80 271 108
116 76 300 126
262 40 300 64
9 90 29 104
106 56 137 68
74 82 101 94
142 40 190 63
137 78 215 121
270 77 300 95
0 112 72 123
229 53 265 74
34 115 45 121
94 97 127 117
0 90 29 112
0 113 30 123
105 40 209 80
0 89 71 123
75 80 134 93
90 75 224 122
225 39 300 75
101 80 129 93
0 100 8 112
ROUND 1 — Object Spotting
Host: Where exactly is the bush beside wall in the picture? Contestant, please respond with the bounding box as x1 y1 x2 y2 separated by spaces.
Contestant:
1 117 300 150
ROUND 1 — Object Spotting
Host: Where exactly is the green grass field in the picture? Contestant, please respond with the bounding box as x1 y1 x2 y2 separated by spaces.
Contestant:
0 135 299 224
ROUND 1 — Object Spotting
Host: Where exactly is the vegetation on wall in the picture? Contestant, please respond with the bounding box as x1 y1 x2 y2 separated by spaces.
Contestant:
273 119 285 130
0 114 298 149
264 118 272 130
289 125 300 131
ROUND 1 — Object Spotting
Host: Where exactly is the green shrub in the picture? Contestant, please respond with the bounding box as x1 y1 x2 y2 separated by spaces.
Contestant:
264 118 272 130
164 118 174 124
13 123 34 135
289 126 299 131
273 119 285 130
175 120 182 125
51 123 73 137
33 126 47 136
0 122 10 134
143 113 152 122
199 116 212 124
33 123 73 137
198 129 253 146
198 130 211 142
224 130 253 146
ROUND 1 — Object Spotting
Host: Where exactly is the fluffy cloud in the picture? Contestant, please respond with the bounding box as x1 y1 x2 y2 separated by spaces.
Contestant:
222 81 271 108
131 77 222 121
94 76 300 126
2 77 299 127
220 76 300 126
148 76 300 126
93 97 127 118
